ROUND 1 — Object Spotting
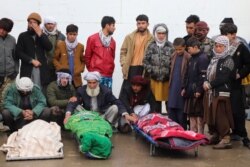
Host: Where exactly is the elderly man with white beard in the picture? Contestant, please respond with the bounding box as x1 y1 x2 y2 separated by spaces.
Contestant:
64 71 127 130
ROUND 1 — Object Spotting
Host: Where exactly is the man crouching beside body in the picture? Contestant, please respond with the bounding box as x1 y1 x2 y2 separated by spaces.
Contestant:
64 71 127 130
1 77 51 132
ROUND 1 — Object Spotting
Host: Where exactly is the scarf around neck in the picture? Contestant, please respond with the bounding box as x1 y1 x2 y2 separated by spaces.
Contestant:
42 26 57 36
99 30 112 47
207 50 228 82
65 38 78 55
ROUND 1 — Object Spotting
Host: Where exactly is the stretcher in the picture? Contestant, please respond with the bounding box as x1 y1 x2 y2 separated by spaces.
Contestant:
133 113 208 157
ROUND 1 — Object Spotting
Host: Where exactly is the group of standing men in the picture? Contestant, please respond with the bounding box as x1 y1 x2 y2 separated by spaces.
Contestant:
0 12 250 150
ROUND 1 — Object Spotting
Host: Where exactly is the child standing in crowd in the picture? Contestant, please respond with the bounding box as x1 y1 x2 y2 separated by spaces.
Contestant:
181 37 209 134
168 38 190 129
203 36 235 149
53 24 85 88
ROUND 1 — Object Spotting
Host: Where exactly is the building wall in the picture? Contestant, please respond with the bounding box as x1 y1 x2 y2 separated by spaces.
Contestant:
1 0 250 96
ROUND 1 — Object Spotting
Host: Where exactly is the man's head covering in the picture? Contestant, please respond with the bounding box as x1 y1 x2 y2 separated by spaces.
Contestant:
131 75 149 85
196 21 209 30
221 18 234 24
84 71 101 81
16 77 34 92
27 12 42 24
215 35 229 47
220 17 234 29
56 69 72 85
44 16 57 25
214 35 229 53
0 18 14 32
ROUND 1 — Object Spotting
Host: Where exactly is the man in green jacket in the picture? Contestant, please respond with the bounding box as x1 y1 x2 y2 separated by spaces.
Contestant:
47 69 76 126
1 77 51 132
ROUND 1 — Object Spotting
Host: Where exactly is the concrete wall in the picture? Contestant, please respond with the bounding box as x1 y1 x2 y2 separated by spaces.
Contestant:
1 0 250 96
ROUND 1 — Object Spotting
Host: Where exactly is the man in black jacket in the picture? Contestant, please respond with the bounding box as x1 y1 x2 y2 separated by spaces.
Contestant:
16 12 52 94
221 23 250 149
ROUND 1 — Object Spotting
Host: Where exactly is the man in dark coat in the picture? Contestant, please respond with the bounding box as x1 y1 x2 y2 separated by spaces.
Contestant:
16 12 52 93
64 71 127 130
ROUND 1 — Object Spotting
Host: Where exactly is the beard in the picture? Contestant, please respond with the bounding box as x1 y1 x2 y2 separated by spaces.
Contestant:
108 31 114 36
86 85 100 97
27 27 36 35
137 28 147 33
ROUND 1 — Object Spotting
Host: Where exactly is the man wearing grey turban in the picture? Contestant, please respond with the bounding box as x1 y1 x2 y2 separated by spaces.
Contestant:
1 77 51 132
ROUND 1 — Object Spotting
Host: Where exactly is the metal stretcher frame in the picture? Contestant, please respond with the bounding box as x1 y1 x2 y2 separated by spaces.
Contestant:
133 125 207 157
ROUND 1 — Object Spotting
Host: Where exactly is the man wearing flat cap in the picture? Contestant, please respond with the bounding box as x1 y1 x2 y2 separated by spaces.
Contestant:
43 16 65 82
0 18 19 111
64 71 127 130
16 12 52 94
1 77 51 132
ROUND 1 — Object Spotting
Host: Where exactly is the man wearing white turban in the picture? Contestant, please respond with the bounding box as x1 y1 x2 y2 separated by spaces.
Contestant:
1 77 51 132
43 16 65 82
64 71 127 131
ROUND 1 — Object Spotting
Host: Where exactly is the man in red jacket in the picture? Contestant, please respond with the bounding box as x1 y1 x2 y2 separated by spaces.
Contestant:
85 16 116 89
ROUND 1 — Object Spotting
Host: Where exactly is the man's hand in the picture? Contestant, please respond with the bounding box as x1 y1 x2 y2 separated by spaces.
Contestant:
31 22 42 36
22 109 34 120
181 89 186 97
31 59 41 67
63 112 71 124
69 96 77 103
124 113 138 124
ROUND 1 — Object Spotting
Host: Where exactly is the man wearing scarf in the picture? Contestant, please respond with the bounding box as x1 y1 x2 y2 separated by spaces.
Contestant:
53 24 85 88
203 36 235 149
119 75 156 133
85 16 116 89
143 23 173 113
64 71 127 130
43 16 65 82
1 77 50 132
16 12 52 94
220 23 250 149
47 69 76 127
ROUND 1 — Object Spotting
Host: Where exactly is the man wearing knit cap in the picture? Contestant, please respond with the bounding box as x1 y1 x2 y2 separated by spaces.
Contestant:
47 69 76 127
0 18 19 111
194 21 214 60
85 16 116 89
43 16 65 82
1 77 51 132
16 12 52 94
64 71 127 131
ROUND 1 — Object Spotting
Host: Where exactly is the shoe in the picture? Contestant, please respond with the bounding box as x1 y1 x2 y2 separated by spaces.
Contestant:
213 140 232 149
242 138 250 149
230 133 241 141
209 134 220 145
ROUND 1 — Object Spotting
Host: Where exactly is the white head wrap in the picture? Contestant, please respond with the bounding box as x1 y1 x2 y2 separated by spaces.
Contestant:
56 71 72 86
43 16 57 25
16 77 34 92
84 71 101 81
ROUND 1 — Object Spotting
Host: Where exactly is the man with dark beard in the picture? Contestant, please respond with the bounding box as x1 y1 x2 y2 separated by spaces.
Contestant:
64 71 126 130
194 21 214 60
85 16 116 89
119 14 153 98
16 12 52 94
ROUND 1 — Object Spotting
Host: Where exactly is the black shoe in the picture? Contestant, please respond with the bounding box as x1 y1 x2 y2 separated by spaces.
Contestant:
242 138 250 149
